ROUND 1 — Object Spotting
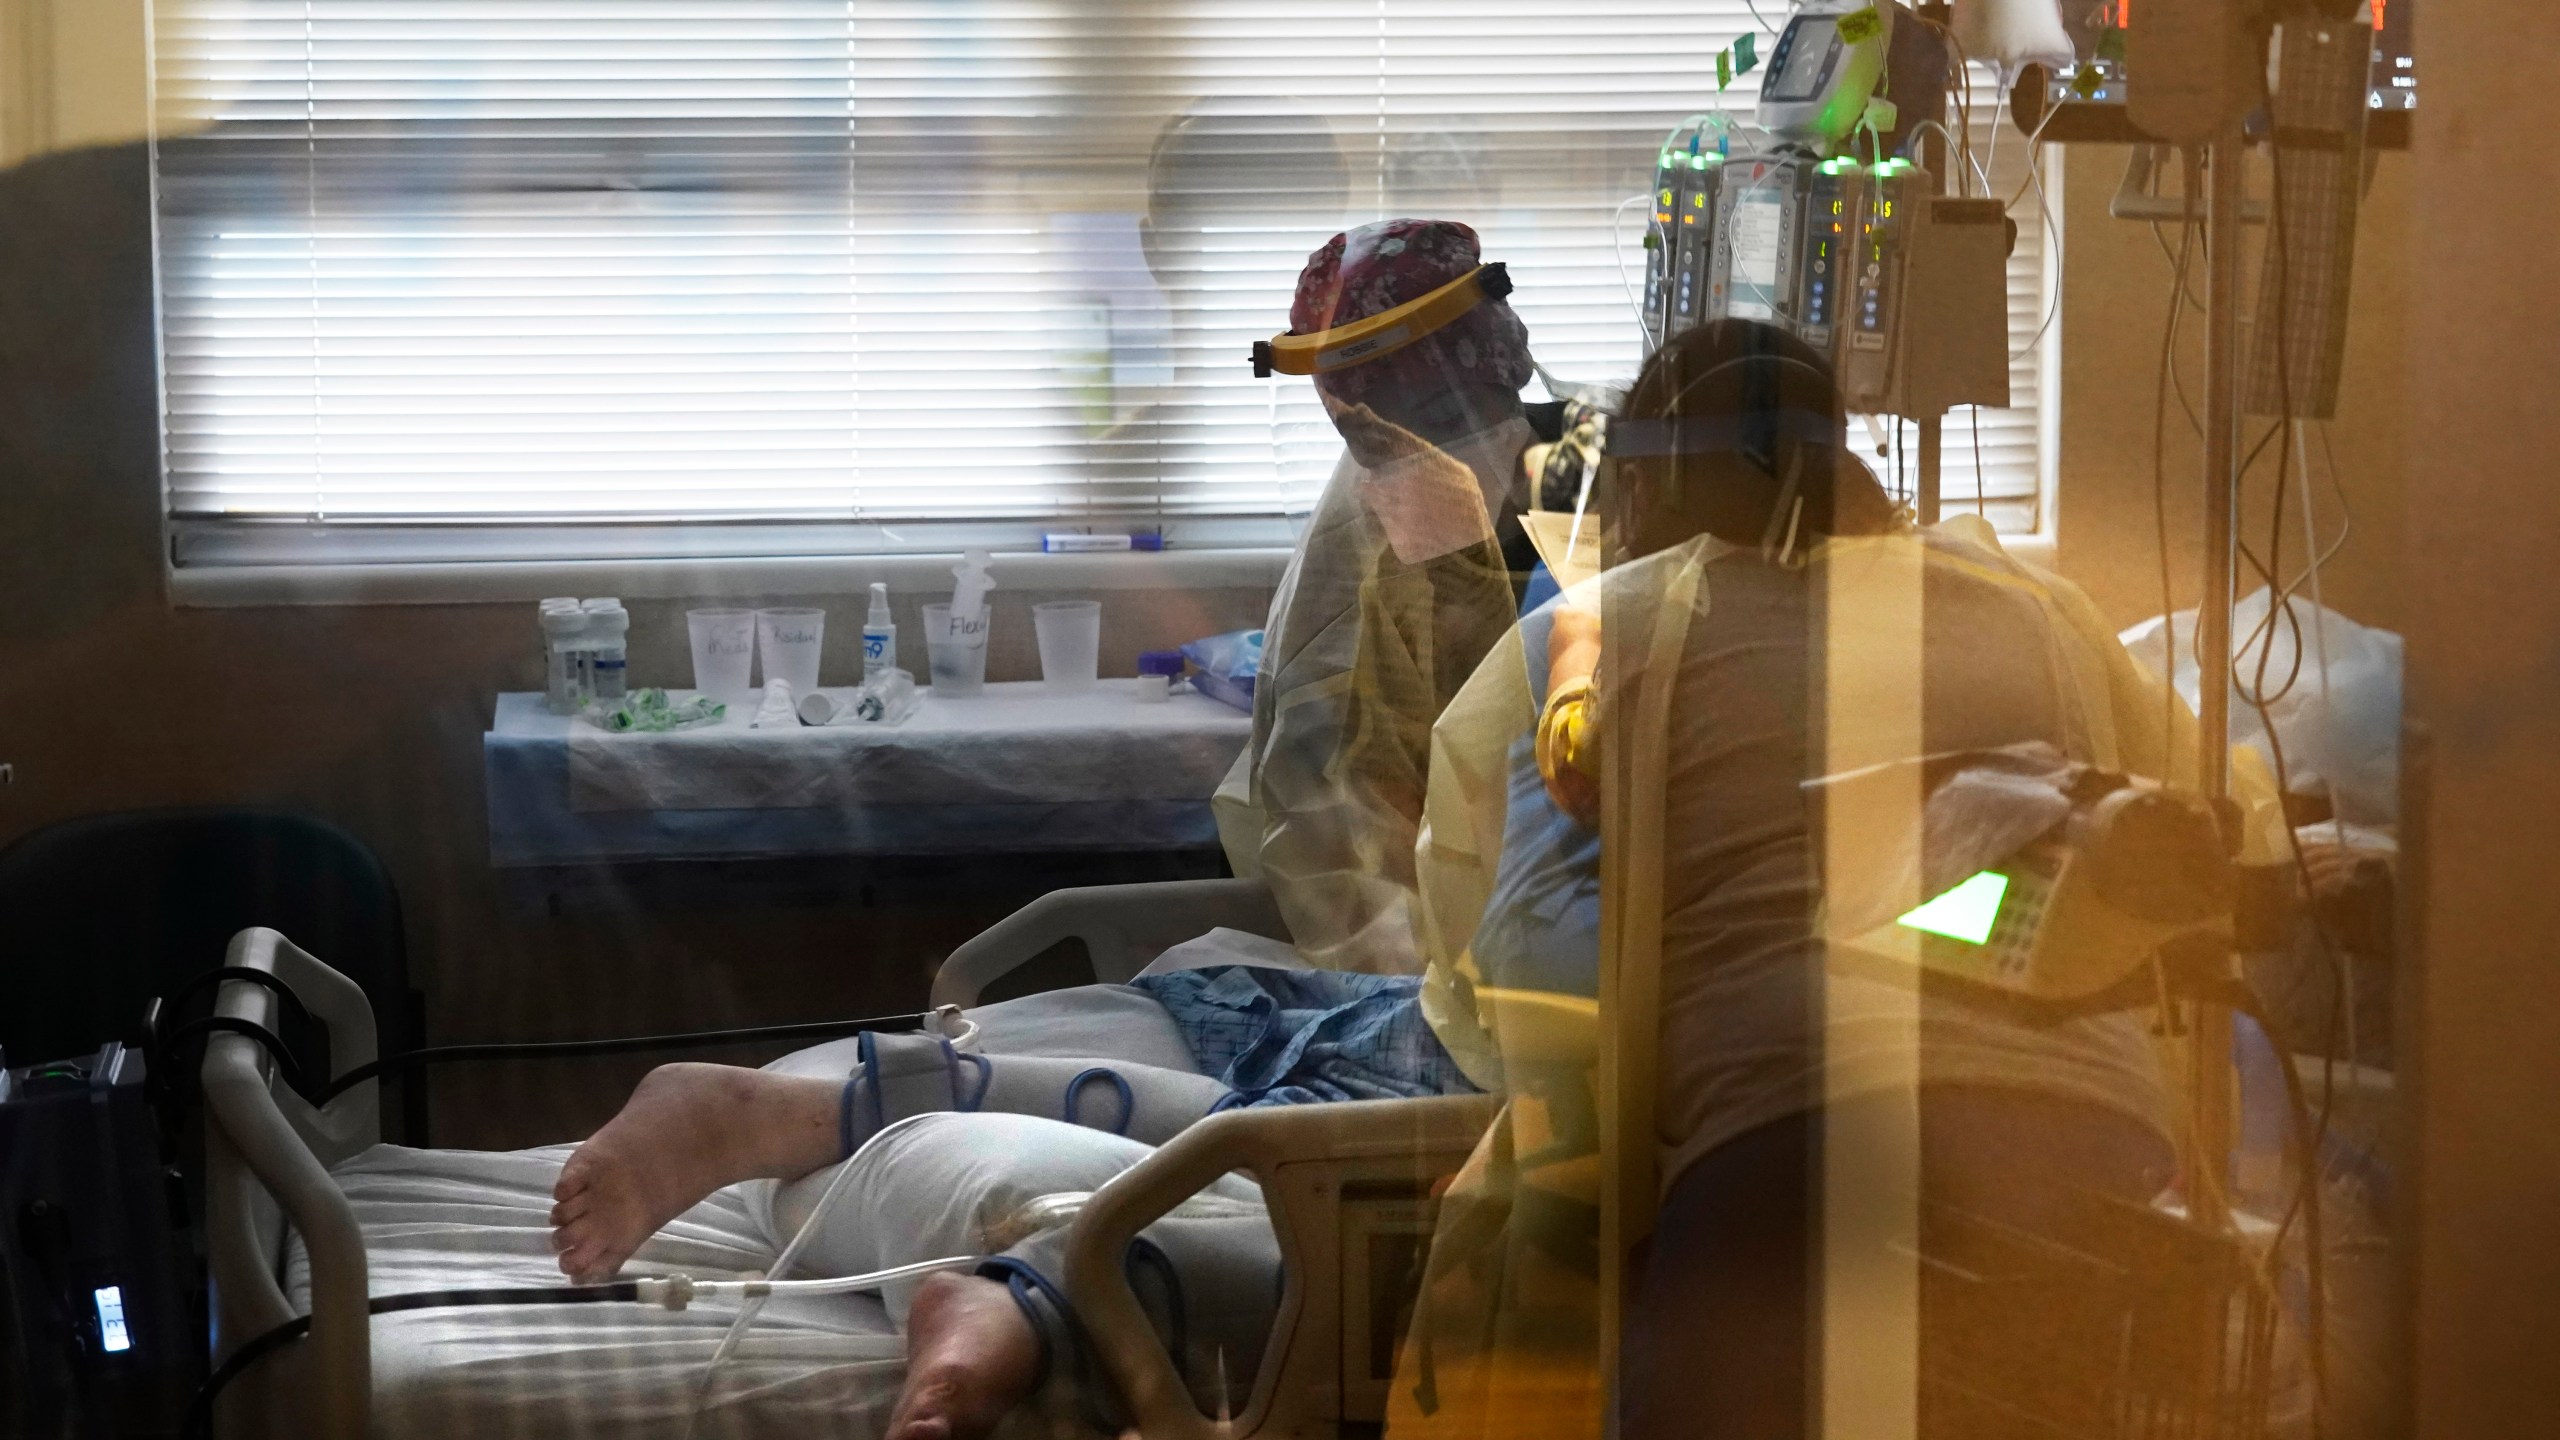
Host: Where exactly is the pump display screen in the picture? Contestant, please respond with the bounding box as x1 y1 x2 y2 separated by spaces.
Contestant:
1726 191 1786 321
93 1286 132 1354
1896 871 2010 945
2371 0 2413 111
1764 18 1841 103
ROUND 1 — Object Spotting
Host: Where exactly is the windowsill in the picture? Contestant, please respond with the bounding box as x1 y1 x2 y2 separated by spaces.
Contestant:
162 525 2056 608
166 546 1299 608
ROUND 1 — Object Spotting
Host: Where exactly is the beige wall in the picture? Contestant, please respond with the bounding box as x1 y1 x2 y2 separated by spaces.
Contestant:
0 0 148 167
2402 0 2560 1432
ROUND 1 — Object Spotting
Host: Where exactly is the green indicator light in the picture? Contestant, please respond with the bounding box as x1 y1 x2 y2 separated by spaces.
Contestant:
1895 871 2009 946
1871 158 1918 177
1661 150 1678 168
1819 158 1861 176
1691 153 1718 170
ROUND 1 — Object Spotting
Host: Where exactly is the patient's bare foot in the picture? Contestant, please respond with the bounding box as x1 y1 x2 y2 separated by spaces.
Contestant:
886 1272 1044 1440
549 1062 841 1284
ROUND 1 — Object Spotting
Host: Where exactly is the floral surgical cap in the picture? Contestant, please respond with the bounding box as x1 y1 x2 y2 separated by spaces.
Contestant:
1287 218 1534 411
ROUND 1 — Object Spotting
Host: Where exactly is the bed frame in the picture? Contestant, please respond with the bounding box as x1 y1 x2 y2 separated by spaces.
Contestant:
202 882 1496 1440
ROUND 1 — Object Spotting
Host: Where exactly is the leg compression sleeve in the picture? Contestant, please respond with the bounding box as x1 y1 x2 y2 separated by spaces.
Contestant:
838 1030 1230 1153
767 1111 1281 1423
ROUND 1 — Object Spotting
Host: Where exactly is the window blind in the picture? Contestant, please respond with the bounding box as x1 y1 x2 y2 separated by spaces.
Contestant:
153 1 2057 565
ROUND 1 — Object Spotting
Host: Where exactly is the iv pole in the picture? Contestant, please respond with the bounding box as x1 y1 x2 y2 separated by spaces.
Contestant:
1912 1 1954 523
2186 124 2246 1234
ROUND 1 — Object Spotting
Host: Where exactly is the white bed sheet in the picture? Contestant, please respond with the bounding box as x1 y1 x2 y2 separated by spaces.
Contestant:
279 987 1237 1439
287 1143 1056 1440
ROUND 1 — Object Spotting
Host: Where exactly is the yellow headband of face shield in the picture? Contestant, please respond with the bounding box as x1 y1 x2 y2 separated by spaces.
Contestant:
1250 262 1513 379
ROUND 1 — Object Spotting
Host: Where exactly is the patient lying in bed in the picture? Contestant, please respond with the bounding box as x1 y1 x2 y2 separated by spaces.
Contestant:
548 965 1479 1440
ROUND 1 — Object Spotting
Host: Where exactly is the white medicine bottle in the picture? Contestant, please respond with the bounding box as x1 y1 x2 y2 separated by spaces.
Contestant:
862 582 896 684
540 600 589 714
582 598 630 703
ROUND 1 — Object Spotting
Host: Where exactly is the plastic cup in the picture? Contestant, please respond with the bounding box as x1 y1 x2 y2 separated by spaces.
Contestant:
1033 600 1101 694
756 608 826 697
686 608 757 698
922 602 989 699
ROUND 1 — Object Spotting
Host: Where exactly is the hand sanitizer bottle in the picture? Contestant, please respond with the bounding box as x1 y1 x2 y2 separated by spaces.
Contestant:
862 582 896 684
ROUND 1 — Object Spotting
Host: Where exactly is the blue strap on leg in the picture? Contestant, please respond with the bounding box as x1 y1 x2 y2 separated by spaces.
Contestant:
956 1050 994 1112
981 1257 1124 1435
857 1031 888 1134
1063 1067 1136 1136
841 1031 889 1161
979 1259 1059 1393
1126 1237 1190 1389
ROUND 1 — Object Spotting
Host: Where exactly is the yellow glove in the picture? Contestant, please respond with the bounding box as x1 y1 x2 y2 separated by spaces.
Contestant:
1535 675 1600 826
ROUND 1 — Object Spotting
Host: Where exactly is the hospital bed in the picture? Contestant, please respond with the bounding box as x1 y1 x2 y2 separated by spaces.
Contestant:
199 882 1497 1440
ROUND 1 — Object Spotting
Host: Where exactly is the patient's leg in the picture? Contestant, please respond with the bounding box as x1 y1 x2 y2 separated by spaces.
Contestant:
837 1113 1278 1439
885 1272 1044 1440
549 1062 841 1284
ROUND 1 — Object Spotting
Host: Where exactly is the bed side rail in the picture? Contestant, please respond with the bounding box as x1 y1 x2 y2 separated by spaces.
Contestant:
929 877 1288 1007
203 926 381 1440
1062 1092 1499 1440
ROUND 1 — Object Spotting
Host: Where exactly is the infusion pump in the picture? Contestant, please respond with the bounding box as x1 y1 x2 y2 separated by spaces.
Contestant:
1825 775 2239 1014
1644 150 2011 420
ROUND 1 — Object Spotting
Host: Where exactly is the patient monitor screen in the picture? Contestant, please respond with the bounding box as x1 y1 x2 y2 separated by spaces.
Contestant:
1764 18 1842 103
93 1286 132 1354
1726 190 1787 321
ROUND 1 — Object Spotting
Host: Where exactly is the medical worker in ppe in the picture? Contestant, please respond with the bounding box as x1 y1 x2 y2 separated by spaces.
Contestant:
1386 319 2286 1440
1215 217 1554 973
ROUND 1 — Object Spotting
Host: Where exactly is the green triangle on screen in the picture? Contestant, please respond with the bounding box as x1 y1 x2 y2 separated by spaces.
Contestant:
1895 870 2010 946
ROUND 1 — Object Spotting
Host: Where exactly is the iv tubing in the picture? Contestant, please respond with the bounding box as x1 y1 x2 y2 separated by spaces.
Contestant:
634 1254 982 1311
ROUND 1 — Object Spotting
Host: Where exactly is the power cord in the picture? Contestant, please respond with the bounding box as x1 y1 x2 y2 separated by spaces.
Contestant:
181 1284 643 1440
154 1017 308 1099
316 1011 931 1104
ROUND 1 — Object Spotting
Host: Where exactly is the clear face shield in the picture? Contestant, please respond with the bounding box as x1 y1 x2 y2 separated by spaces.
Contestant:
1257 260 1535 567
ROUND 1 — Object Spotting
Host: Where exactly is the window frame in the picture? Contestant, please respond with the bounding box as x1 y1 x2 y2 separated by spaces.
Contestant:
146 1 2065 605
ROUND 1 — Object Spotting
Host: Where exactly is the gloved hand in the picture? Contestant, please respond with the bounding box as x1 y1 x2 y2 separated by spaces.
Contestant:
1537 607 1603 827
1324 399 1499 565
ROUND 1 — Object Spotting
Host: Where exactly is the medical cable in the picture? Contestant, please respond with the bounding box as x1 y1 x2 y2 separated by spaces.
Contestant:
2151 192 2196 776
163 966 314 1031
2138 136 2347 1426
1907 11 1979 196
181 1283 643 1440
1981 61 2008 189
2004 100 2067 361
1611 192 1652 332
1897 120 1989 200
316 1009 930 1102
2237 137 2347 1434
154 1016 308 1098
2143 153 2338 1422
631 1255 982 1310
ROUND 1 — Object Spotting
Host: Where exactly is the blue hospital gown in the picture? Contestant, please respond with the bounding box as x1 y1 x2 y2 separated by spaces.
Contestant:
1468 596 1604 999
1132 966 1477 1106
1132 600 1603 1105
